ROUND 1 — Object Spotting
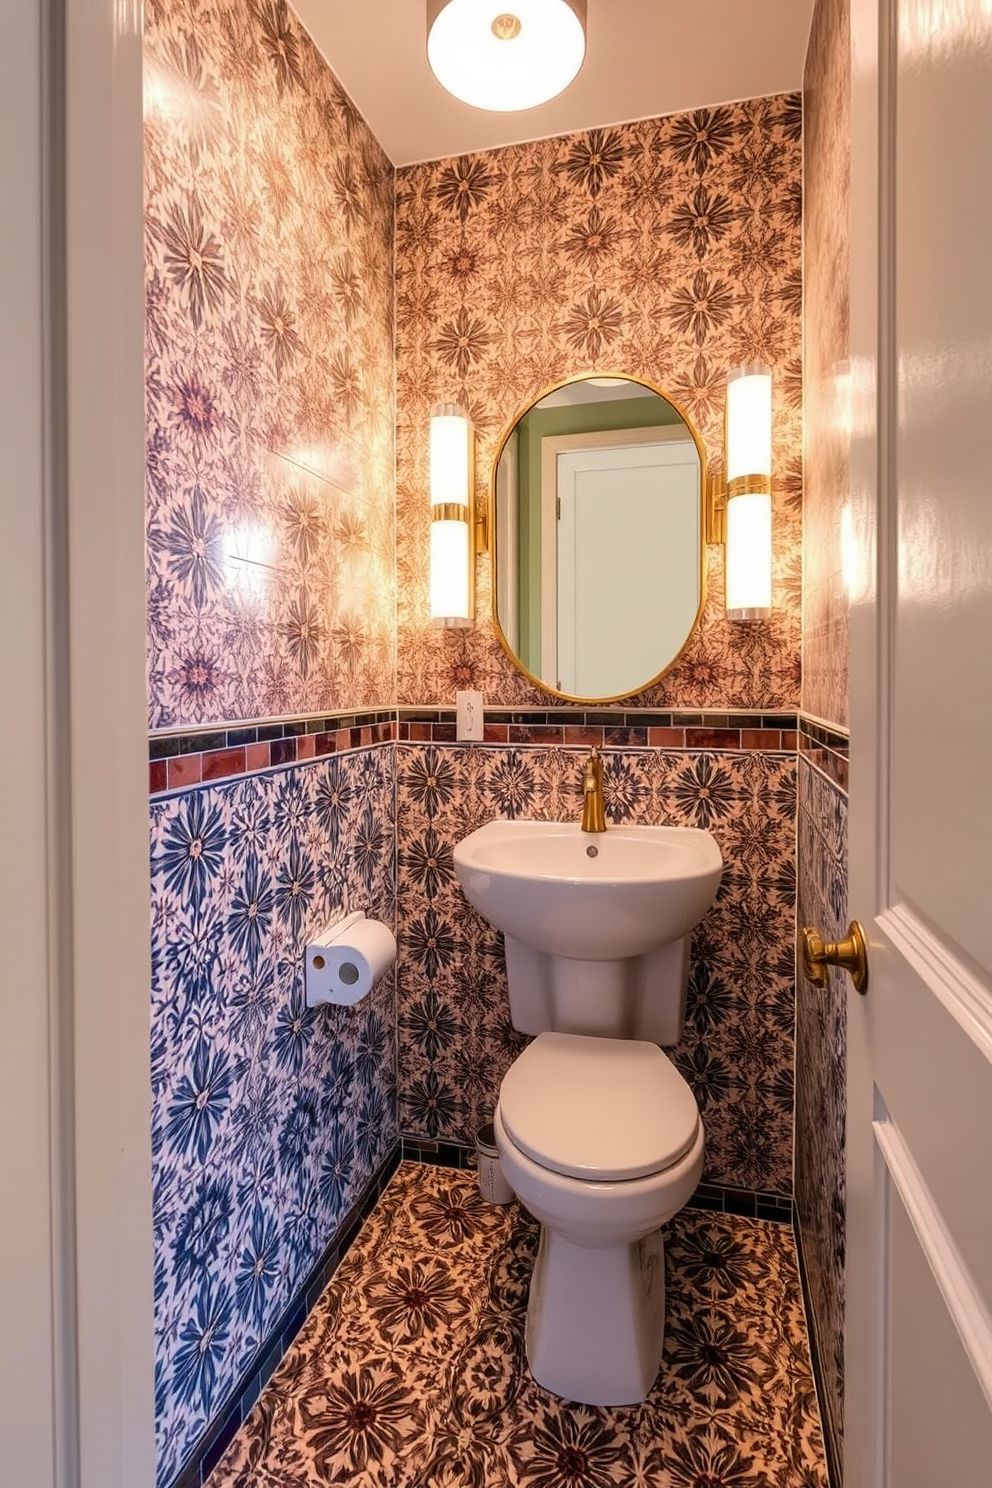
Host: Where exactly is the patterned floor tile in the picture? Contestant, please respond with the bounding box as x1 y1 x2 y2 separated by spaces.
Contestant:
209 1164 827 1488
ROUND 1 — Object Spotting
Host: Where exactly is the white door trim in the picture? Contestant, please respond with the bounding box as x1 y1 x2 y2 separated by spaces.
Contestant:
880 904 992 1068
0 2 156 1485
65 1 155 1482
539 424 692 687
874 1109 992 1413
1 4 69 1483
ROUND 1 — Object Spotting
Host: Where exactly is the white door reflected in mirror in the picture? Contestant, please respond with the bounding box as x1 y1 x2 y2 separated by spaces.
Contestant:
492 375 706 703
552 434 700 698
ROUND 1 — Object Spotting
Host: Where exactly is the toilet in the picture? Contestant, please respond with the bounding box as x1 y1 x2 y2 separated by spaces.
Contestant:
494 1030 703 1406
451 815 722 1406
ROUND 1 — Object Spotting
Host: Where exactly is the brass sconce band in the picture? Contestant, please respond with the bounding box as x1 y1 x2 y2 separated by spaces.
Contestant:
431 502 470 524
706 476 726 545
705 472 772 545
727 473 771 499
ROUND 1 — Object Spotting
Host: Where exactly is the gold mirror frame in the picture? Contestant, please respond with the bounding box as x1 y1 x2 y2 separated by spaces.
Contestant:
488 372 709 705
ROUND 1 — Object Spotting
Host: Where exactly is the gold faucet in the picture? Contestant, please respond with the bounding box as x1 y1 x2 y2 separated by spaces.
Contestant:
580 747 607 833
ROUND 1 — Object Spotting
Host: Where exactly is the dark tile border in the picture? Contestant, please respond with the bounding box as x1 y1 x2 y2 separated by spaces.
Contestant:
685 1181 793 1224
401 1144 793 1224
397 707 798 753
799 715 849 794
400 1136 477 1169
149 707 801 796
149 712 397 795
794 1214 843 1488
168 1143 401 1488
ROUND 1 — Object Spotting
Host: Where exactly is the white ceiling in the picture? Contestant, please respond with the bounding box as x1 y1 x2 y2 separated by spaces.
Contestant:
292 0 817 166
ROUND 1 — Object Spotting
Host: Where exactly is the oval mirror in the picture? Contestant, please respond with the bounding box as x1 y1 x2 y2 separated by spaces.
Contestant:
491 375 707 702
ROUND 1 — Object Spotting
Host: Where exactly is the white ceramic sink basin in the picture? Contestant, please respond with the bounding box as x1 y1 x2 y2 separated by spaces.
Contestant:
453 820 723 961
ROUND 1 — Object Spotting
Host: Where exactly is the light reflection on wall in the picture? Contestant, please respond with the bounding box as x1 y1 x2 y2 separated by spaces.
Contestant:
832 359 852 439
224 523 277 606
143 59 209 123
899 0 992 61
269 443 354 492
840 503 858 601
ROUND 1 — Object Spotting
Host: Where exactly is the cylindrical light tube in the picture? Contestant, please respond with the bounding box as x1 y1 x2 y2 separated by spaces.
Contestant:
724 365 772 622
725 364 772 488
429 402 473 627
725 491 772 621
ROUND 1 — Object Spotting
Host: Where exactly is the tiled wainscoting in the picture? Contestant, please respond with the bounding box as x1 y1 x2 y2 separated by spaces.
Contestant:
167 1150 401 1488
395 740 797 1197
149 710 818 1488
795 724 849 1484
150 742 398 1487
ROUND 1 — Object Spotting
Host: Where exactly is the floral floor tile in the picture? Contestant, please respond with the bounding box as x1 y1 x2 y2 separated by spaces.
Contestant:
209 1163 828 1488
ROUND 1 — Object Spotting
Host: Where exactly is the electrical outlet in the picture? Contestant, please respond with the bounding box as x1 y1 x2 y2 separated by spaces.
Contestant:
456 689 484 741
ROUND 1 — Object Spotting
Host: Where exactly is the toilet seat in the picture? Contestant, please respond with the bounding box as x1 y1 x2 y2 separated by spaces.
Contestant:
498 1031 700 1182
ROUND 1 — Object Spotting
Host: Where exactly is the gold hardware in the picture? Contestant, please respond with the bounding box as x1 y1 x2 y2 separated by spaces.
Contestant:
492 12 522 40
706 472 726 545
580 747 607 833
727 473 771 499
801 920 869 995
706 472 772 545
431 501 470 524
312 954 326 970
474 492 489 555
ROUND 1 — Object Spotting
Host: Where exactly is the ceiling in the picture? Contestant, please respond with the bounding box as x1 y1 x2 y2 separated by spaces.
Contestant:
292 0 817 166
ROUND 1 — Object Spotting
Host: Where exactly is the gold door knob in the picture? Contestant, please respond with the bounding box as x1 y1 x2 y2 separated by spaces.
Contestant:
801 920 869 995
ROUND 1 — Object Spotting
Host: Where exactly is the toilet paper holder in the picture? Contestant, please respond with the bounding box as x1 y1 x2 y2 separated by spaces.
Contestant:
305 910 396 1009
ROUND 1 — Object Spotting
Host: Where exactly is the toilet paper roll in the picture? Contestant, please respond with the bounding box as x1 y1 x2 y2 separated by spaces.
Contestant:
305 913 397 1008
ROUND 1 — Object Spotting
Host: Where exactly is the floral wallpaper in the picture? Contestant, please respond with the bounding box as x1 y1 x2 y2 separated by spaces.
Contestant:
394 96 803 709
144 0 395 730
803 0 851 732
150 748 397 1487
396 743 797 1197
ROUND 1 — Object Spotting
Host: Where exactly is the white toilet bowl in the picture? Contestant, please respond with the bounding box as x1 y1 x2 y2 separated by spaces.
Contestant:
494 1031 704 1407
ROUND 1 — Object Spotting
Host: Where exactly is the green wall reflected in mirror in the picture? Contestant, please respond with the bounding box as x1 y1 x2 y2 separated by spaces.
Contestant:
492 376 707 702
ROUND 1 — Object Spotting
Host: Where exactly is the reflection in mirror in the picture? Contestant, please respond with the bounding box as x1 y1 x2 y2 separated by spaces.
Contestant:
492 376 705 702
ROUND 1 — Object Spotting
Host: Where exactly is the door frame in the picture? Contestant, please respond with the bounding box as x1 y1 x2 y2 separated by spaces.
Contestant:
0 3 155 1486
538 424 692 688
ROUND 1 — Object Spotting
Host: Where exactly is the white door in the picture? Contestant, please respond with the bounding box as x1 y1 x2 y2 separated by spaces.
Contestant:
553 440 700 698
846 0 992 1482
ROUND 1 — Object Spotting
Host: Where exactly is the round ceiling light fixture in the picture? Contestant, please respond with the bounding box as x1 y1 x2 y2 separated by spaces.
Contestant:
426 0 588 113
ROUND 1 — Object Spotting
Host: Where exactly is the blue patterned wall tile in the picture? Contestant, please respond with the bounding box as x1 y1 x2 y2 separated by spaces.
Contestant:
395 744 797 1197
795 755 848 1464
150 748 397 1487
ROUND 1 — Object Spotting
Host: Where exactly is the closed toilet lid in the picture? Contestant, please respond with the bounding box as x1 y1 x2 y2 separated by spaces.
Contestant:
498 1032 700 1182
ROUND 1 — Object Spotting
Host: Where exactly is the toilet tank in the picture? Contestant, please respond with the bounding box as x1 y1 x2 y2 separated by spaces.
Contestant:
502 933 690 1046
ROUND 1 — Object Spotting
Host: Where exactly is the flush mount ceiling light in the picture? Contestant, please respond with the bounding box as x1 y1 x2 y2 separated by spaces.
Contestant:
426 0 587 112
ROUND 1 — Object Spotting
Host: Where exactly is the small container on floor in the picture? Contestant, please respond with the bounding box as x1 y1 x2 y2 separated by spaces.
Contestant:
476 1121 514 1204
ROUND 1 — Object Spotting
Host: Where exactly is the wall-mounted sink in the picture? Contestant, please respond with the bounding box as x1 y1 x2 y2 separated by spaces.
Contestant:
453 820 723 962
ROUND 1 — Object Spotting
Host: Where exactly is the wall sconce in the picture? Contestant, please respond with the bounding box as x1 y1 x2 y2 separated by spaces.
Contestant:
707 364 773 623
430 402 475 627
